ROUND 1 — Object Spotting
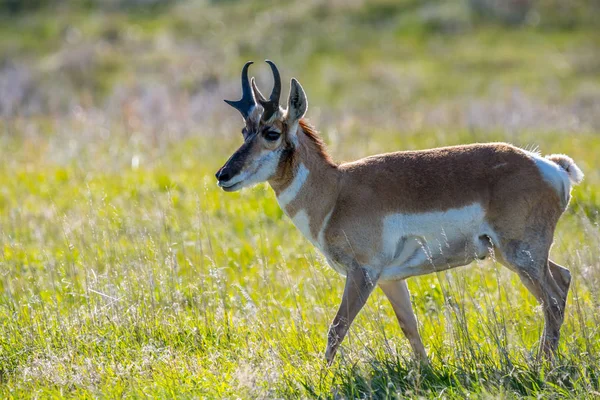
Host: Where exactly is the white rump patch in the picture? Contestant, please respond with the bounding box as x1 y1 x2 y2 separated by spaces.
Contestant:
527 151 571 204
277 163 309 209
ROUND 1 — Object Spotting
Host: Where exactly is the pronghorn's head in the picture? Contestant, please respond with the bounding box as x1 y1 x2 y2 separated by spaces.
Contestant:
216 60 307 192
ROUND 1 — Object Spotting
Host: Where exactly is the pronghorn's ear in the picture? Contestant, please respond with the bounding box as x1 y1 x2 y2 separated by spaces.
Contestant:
286 78 307 123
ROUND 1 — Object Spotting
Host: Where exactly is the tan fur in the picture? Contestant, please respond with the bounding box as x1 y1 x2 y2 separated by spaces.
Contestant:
267 126 562 267
218 64 583 365
269 120 338 240
263 122 577 362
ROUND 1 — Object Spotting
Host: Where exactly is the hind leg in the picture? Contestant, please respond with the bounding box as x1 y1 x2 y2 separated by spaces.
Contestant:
548 259 571 299
498 241 568 359
519 263 566 359
544 259 571 352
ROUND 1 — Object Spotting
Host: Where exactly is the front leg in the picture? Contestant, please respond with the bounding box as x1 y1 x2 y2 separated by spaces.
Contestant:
325 265 378 365
379 279 428 363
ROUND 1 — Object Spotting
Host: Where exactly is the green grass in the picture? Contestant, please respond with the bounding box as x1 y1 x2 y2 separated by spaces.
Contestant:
1 0 600 398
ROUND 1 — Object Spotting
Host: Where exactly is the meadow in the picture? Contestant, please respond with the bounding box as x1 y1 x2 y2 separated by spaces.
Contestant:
0 0 600 398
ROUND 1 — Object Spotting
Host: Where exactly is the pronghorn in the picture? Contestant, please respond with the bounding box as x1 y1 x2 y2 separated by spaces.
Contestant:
216 60 584 364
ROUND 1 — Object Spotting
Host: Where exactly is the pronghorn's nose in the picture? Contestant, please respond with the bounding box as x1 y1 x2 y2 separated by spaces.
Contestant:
216 167 232 182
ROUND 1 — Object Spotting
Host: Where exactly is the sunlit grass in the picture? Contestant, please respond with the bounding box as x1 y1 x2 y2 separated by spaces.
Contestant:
0 0 599 397
0 126 598 398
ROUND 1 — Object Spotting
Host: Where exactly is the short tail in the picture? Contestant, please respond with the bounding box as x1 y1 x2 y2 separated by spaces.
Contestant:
546 154 584 185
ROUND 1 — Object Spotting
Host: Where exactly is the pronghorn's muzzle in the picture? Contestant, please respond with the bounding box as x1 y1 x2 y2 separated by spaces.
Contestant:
215 166 231 182
216 152 248 192
216 133 254 191
215 165 242 192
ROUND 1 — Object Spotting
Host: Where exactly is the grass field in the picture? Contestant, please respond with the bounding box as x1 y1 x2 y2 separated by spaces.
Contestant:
1 0 600 398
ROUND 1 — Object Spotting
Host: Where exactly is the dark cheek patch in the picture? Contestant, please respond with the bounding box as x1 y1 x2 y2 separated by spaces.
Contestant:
277 145 294 172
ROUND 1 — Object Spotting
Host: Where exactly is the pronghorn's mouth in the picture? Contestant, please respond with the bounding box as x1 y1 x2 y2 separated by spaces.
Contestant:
217 162 263 192
218 180 244 192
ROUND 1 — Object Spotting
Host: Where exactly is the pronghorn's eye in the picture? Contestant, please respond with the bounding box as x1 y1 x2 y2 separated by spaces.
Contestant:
264 131 281 141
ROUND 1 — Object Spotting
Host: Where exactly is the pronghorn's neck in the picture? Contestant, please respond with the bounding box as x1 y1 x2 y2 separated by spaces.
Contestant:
269 120 340 246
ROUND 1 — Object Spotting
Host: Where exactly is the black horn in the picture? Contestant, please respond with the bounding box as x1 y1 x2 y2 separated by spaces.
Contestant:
250 77 268 103
259 60 281 121
224 61 256 119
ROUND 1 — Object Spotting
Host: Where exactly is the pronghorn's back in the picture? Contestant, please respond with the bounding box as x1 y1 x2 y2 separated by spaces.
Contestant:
338 143 545 213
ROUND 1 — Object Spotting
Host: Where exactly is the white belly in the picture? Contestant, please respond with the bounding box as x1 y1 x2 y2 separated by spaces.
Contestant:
379 203 496 281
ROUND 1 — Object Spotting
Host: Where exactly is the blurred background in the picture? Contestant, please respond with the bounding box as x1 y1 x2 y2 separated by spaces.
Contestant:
2 0 599 220
2 0 599 149
1 1 600 397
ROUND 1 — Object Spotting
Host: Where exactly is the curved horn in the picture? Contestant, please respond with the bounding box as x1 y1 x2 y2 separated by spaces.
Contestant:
251 77 268 103
224 61 255 119
260 60 282 121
